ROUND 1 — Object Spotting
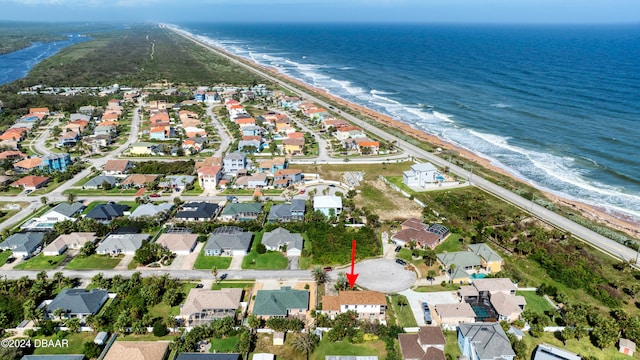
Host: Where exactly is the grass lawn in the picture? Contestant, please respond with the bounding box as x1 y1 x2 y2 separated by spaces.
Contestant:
82 200 139 215
434 233 465 253
65 254 122 270
183 181 203 195
31 331 95 355
516 290 555 314
0 250 13 264
522 332 635 360
242 231 288 270
28 179 64 196
444 331 462 359
193 247 231 270
14 254 67 270
117 333 175 341
0 187 22 195
397 248 413 262
210 336 239 353
388 294 418 327
413 283 461 292
63 188 140 196
311 338 387 360
72 171 101 186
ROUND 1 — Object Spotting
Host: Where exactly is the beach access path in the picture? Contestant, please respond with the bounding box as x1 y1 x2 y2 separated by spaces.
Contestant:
171 27 638 264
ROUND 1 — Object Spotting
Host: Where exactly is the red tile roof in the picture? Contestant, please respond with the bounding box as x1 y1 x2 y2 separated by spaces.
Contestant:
11 175 49 188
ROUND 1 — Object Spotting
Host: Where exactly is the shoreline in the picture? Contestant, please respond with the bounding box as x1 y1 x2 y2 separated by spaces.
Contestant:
168 25 639 240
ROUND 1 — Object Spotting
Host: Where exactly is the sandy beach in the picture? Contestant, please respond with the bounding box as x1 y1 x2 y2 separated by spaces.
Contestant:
175 27 639 240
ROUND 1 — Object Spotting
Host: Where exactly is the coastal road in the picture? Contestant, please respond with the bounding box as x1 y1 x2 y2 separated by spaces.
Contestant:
173 27 639 263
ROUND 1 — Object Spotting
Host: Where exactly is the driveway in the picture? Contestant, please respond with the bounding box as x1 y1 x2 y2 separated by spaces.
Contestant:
349 258 416 293
114 255 134 270
228 255 244 270
399 289 459 326
288 256 299 270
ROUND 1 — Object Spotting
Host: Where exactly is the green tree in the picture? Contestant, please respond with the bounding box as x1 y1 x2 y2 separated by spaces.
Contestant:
66 317 81 333
427 269 437 285
153 320 168 337
312 266 328 285
591 317 619 349
83 342 103 359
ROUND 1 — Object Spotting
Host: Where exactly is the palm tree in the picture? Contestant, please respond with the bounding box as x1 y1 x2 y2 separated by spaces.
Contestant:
67 192 76 204
290 332 320 360
311 266 328 285
427 270 437 285
40 196 49 206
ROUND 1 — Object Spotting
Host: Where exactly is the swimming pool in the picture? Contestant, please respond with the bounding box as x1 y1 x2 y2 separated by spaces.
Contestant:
472 305 490 319
470 273 486 279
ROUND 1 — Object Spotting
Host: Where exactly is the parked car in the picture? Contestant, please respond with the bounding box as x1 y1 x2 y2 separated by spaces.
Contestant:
150 193 161 198
220 273 228 280
299 189 306 194
323 266 333 272
5 257 16 264
195 283 204 288
395 258 407 266
394 245 402 253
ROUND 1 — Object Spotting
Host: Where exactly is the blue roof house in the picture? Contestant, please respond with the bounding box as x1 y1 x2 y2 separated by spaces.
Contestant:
40 153 72 172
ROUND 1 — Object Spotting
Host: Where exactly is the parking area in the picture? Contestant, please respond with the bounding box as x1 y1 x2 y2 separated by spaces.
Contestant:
351 258 416 293
399 289 459 326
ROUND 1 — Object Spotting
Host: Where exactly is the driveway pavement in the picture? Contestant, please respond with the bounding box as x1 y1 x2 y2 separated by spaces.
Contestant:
350 258 416 293
399 289 459 326
114 255 134 270
229 255 244 270
288 256 299 270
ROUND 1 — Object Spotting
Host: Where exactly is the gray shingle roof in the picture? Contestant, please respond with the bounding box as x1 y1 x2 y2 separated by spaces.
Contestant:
22 355 86 360
96 233 149 254
84 175 118 188
175 202 219 219
467 243 502 263
85 203 129 221
130 203 173 219
46 202 84 217
221 202 262 217
262 228 303 252
205 228 252 253
46 288 108 315
458 323 515 359
0 232 45 254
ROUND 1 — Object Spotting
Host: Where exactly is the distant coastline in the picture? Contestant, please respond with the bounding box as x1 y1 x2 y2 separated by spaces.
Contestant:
165 23 640 239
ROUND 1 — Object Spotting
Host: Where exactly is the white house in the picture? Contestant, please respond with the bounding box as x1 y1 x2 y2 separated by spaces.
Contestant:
261 227 304 256
313 195 342 217
197 165 223 192
96 233 149 256
403 162 442 187
321 291 387 322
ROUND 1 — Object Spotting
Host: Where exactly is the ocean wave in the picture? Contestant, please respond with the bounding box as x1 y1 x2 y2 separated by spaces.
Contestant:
490 103 511 108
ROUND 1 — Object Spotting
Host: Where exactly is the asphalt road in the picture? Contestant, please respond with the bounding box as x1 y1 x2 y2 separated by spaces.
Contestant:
1 269 313 281
173 28 638 264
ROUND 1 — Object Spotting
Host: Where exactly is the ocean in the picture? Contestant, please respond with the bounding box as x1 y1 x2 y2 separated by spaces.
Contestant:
177 23 640 222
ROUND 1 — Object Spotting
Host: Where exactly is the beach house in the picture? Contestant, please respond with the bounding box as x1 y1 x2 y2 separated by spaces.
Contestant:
403 162 443 188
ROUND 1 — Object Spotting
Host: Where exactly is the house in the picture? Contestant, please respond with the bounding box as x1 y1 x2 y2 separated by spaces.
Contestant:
0 139 19 151
223 152 247 174
129 203 173 220
398 326 447 360
83 175 118 189
257 157 287 173
11 175 49 191
158 175 195 190
437 251 483 274
434 303 476 328
393 220 449 248
457 323 516 360
95 233 149 255
29 107 50 116
103 160 132 175
58 130 80 146
121 174 158 188
0 150 27 161
321 290 386 322
467 243 503 273
85 203 129 223
21 355 85 360
65 119 89 133
262 228 304 256
268 199 306 222
204 226 252 256
282 138 304 154
533 343 581 360
252 286 309 319
0 232 45 258
219 202 262 222
37 202 84 223
180 288 243 326
175 202 220 222
313 195 342 217
44 288 109 320
458 278 524 322
238 139 262 153
197 165 223 192
236 117 256 127
335 126 366 140
156 233 199 255
356 139 380 155
620 339 636 357
94 125 117 137
242 125 262 137
14 157 43 172
0 127 28 141
234 173 269 189
130 142 160 155
43 232 96 256
103 341 169 360
274 169 303 184
41 153 72 172
150 126 170 140
177 354 242 360
403 162 443 188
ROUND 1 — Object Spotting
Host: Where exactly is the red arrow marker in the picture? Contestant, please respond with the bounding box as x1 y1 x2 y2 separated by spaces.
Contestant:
346 239 358 288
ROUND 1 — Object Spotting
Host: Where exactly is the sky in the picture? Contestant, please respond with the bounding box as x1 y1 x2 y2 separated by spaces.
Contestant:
0 0 639 24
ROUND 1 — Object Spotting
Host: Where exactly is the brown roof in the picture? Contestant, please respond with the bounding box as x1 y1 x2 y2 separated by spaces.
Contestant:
418 326 446 346
490 292 526 317
393 228 440 247
197 165 222 176
156 233 199 252
11 175 49 188
435 303 475 319
103 341 169 360
423 347 446 360
121 174 158 186
282 138 305 146
399 333 425 360
274 169 302 176
14 157 42 169
180 288 243 317
402 218 427 230
0 127 28 140
29 107 49 114
287 132 305 139
103 160 130 172
195 156 222 169
321 295 341 311
322 290 386 311
472 278 517 293
0 150 27 159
